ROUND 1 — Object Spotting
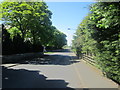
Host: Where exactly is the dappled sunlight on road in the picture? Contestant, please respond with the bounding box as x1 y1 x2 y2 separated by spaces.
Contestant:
17 49 80 66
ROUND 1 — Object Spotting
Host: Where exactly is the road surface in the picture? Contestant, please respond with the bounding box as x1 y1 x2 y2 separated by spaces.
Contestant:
2 49 118 89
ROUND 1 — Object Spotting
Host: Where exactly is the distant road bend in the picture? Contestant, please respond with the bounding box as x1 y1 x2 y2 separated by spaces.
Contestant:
2 49 118 89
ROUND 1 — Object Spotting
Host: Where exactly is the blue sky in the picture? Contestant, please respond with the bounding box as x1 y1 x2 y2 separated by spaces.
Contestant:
46 2 94 46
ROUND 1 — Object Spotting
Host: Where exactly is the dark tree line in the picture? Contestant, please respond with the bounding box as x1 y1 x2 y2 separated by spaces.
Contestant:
2 24 43 55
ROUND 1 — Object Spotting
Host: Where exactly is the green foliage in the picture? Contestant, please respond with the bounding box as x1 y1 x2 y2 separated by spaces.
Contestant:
47 26 67 49
1 1 67 53
1 1 53 45
72 14 97 55
72 2 120 84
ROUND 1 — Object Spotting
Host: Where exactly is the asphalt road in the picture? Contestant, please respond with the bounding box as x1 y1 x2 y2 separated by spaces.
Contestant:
2 49 118 89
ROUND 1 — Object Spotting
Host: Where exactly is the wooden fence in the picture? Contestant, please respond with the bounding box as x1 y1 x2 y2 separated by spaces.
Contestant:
82 53 96 66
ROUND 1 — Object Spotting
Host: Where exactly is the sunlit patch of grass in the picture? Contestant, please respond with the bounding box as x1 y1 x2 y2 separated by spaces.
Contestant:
44 52 53 54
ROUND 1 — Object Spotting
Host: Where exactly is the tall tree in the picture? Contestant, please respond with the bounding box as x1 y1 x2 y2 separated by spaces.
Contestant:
47 26 67 49
90 2 120 83
1 1 67 54
1 1 52 45
72 2 120 84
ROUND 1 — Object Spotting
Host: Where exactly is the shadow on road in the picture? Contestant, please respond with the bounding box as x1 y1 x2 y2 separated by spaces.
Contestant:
3 49 80 65
19 54 80 65
47 49 71 52
2 66 74 89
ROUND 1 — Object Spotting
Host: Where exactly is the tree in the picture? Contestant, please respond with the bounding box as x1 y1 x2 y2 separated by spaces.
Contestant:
72 2 120 84
1 1 52 45
90 2 120 83
1 1 67 54
46 26 67 49
72 14 97 57
2 24 13 54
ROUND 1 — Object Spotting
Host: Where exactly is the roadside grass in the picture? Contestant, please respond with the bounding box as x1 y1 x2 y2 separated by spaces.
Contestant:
44 52 53 54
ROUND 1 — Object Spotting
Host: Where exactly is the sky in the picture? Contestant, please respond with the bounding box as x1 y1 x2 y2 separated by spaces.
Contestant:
46 2 94 46
0 0 95 46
